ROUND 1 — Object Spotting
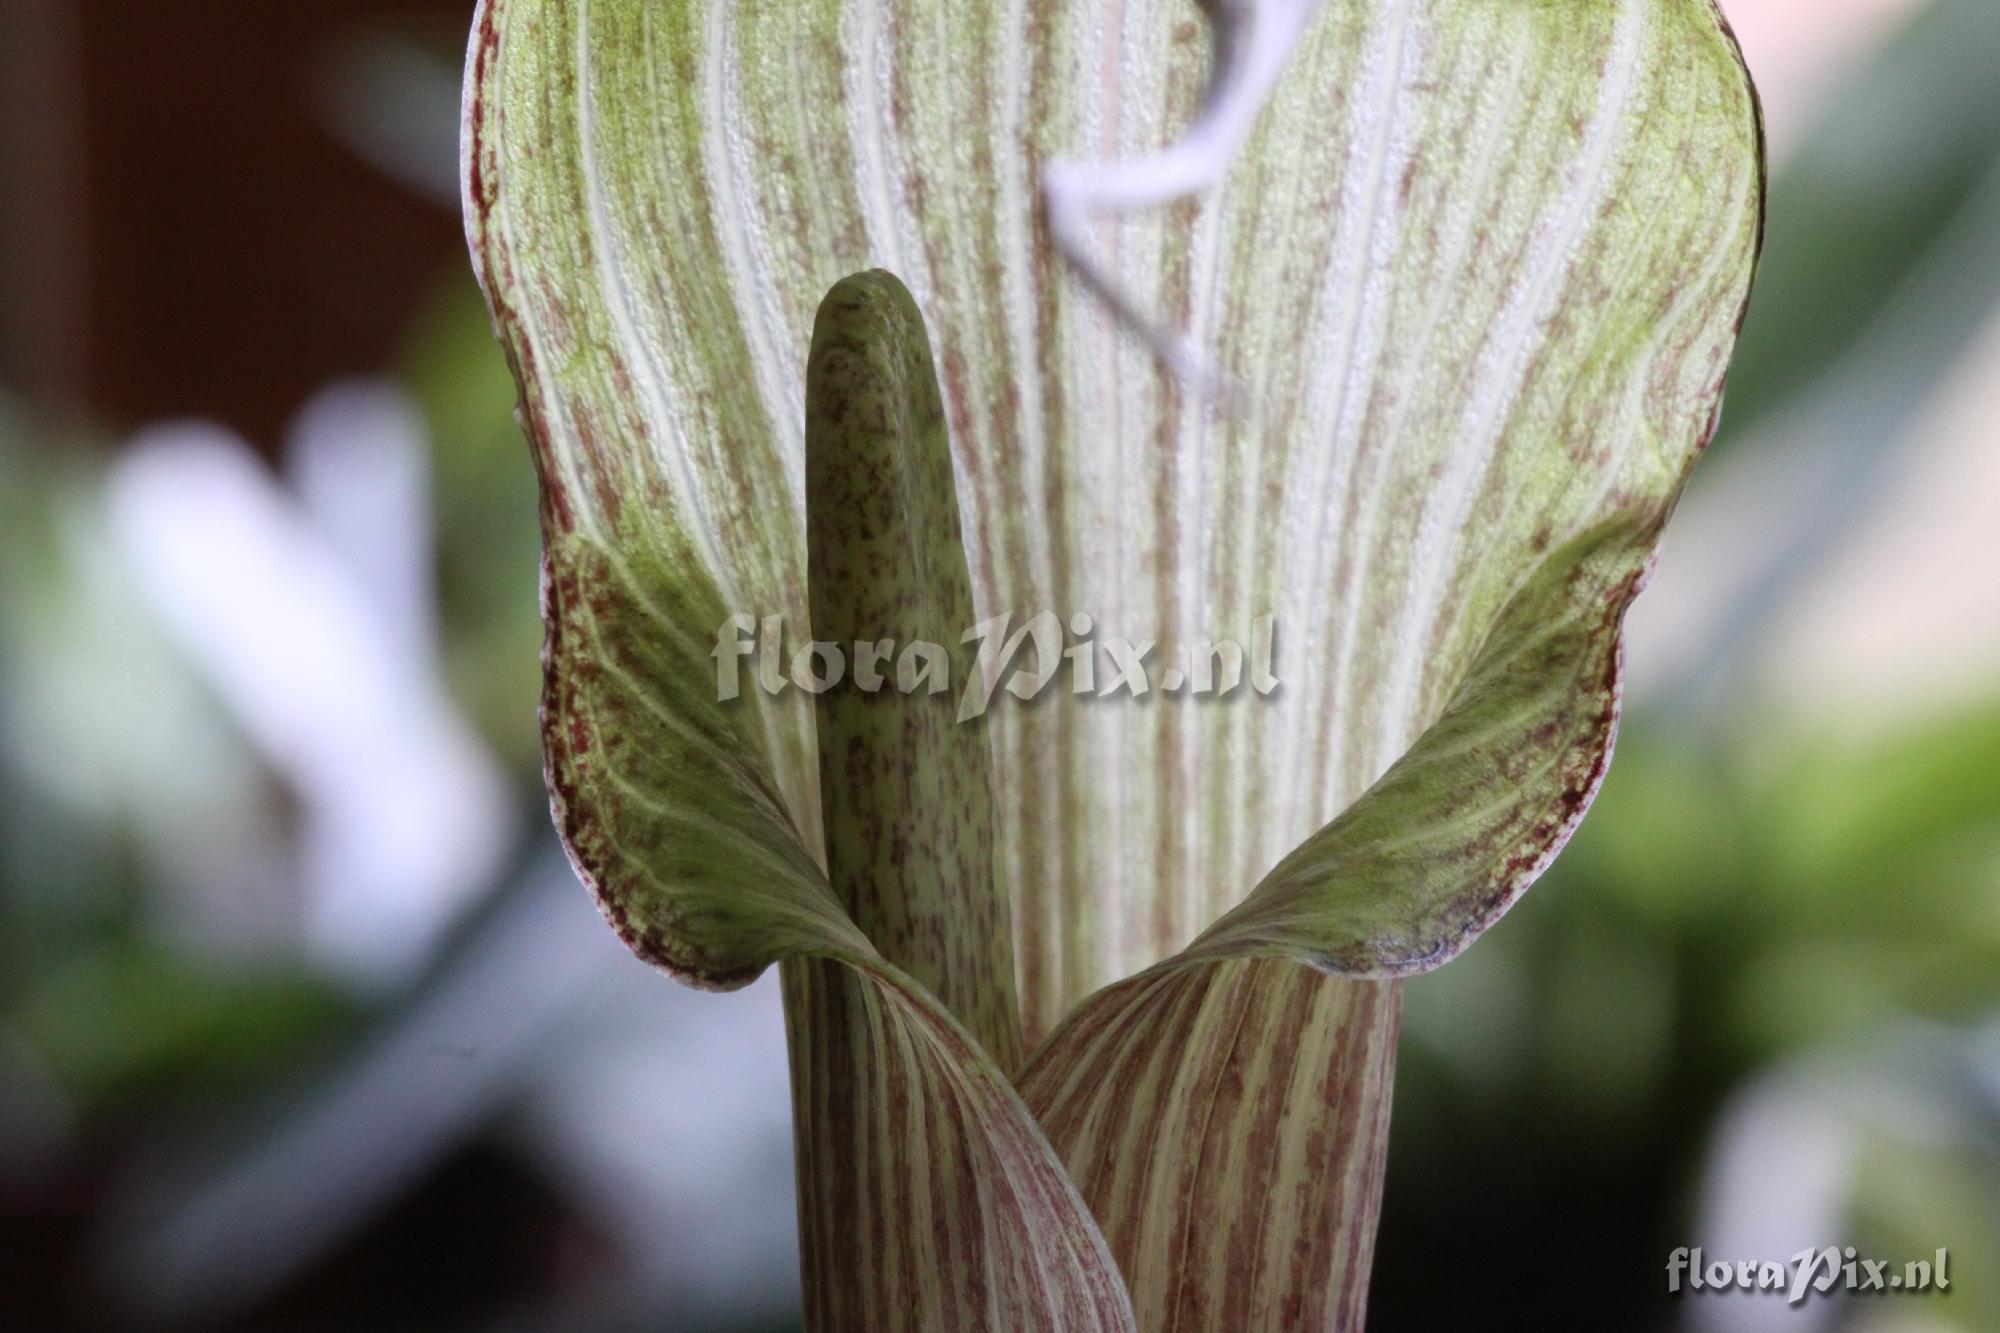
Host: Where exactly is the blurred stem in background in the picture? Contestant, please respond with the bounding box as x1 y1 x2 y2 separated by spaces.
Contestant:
0 0 90 418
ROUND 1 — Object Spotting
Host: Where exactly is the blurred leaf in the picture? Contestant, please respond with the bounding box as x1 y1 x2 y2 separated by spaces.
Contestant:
16 941 349 1101
1722 0 2000 438
400 275 545 775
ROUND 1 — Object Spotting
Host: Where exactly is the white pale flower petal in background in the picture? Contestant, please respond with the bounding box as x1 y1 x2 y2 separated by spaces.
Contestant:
106 399 511 985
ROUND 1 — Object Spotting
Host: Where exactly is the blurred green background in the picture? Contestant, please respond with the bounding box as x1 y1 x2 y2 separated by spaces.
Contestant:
2 0 1995 1329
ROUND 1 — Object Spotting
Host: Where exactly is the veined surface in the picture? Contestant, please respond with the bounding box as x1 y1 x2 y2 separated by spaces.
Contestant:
468 0 1760 1036
466 0 1761 1326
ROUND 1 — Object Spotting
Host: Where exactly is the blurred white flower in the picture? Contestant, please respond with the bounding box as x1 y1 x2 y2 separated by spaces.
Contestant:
106 384 512 985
